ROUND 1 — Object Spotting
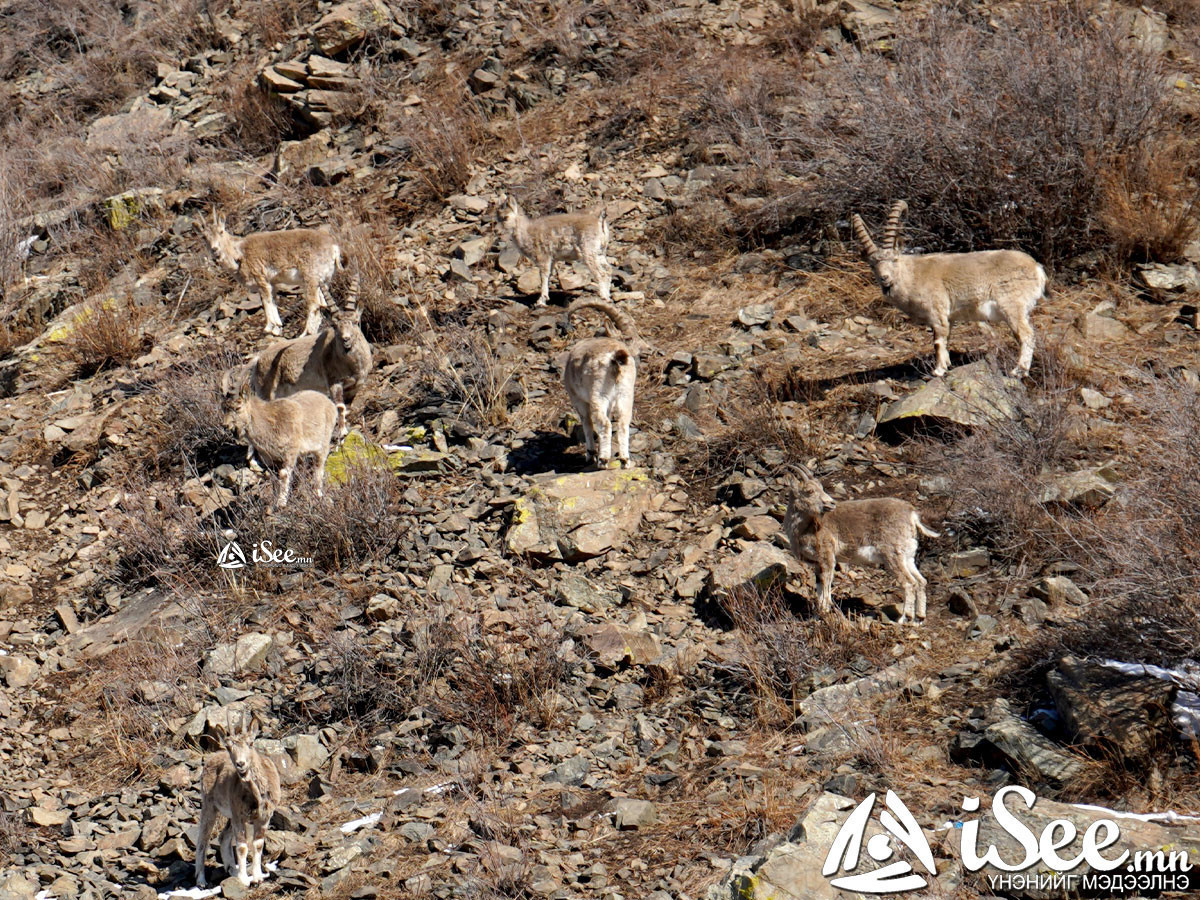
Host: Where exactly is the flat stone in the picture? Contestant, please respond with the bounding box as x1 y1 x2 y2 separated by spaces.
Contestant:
983 698 1089 784
878 360 1017 434
706 542 792 597
506 468 659 561
613 798 657 830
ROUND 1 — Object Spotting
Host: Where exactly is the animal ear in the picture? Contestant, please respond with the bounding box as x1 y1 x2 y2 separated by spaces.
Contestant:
239 381 251 402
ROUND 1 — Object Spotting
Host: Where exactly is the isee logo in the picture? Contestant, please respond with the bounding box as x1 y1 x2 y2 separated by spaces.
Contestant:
823 790 937 893
216 540 247 570
823 786 1194 895
216 539 312 569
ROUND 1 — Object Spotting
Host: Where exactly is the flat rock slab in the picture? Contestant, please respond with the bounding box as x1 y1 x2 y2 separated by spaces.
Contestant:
506 468 660 561
878 360 1017 433
983 698 1089 784
706 542 793 596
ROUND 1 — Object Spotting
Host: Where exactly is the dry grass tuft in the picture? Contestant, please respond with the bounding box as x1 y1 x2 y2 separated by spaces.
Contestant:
58 298 152 378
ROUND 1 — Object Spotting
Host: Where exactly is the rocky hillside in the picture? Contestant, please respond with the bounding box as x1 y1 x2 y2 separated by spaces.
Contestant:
2 1 1200 899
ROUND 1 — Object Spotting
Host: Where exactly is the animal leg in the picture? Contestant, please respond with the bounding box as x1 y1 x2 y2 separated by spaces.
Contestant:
930 316 951 377
1008 306 1036 377
614 395 631 466
537 258 553 307
234 823 251 887
590 397 613 464
251 824 268 883
583 247 613 303
903 553 929 621
258 280 284 337
886 550 916 624
314 449 328 498
277 464 294 508
570 396 595 461
194 803 216 887
302 283 323 336
816 545 837 614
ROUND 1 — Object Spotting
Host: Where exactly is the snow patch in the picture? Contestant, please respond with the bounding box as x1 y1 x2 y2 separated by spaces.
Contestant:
1100 658 1200 739
341 811 383 834
157 889 221 899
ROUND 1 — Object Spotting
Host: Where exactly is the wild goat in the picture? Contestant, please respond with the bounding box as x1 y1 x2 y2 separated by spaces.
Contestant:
203 210 343 337
194 713 281 888
563 299 647 467
851 201 1045 377
500 195 612 307
224 381 341 507
249 275 370 436
783 468 940 624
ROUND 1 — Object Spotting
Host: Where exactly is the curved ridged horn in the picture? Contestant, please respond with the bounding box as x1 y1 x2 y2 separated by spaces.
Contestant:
882 200 908 250
851 213 879 258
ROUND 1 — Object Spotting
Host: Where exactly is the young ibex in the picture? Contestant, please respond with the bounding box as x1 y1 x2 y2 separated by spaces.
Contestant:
783 468 940 624
500 196 612 307
203 210 343 337
249 275 370 437
194 713 281 888
223 382 341 507
563 299 647 467
851 201 1045 377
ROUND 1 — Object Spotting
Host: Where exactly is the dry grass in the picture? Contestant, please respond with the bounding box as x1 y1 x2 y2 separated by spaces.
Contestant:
57 297 152 378
719 584 888 727
407 301 520 428
1098 138 1200 264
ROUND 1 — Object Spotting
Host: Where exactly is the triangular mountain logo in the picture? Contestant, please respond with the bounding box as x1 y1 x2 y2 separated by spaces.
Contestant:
822 790 937 893
216 540 247 570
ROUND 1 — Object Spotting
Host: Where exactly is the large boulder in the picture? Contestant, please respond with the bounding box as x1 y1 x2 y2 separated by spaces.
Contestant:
877 361 1017 435
706 542 793 597
1047 656 1177 762
311 0 395 56
506 468 660 561
983 698 1089 784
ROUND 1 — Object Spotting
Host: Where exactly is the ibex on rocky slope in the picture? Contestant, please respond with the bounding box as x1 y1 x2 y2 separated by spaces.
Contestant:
194 713 281 888
203 210 344 337
563 299 647 467
783 468 940 624
501 196 612 307
851 200 1045 377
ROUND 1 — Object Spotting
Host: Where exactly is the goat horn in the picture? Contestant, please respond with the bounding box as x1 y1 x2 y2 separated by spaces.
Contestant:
882 200 908 250
850 214 878 257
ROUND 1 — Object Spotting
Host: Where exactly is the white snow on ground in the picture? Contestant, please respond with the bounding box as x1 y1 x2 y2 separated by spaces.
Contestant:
1070 803 1200 824
1100 658 1200 739
156 888 220 899
338 782 458 835
340 811 383 834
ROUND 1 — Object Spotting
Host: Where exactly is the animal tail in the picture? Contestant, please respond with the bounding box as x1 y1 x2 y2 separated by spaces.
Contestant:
609 347 631 375
566 298 638 345
914 513 940 539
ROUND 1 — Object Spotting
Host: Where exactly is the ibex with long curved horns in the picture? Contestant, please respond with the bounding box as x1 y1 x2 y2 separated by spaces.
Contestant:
851 201 1045 377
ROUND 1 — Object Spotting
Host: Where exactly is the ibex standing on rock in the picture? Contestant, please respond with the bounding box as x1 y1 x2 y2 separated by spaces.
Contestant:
203 210 344 337
783 468 940 624
851 201 1045 377
563 299 647 467
194 713 281 888
500 196 613 307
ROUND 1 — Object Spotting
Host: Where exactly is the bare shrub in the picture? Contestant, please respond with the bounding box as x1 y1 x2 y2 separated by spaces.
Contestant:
1097 138 1200 264
264 459 410 569
679 370 812 501
338 226 408 344
702 2 1188 266
58 298 152 377
719 584 885 726
409 306 519 427
919 354 1086 564
142 347 244 475
389 81 489 204
222 81 300 157
1075 375 1200 605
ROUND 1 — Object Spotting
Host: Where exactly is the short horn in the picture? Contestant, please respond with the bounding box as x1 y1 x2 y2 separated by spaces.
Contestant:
851 214 879 258
882 200 908 250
